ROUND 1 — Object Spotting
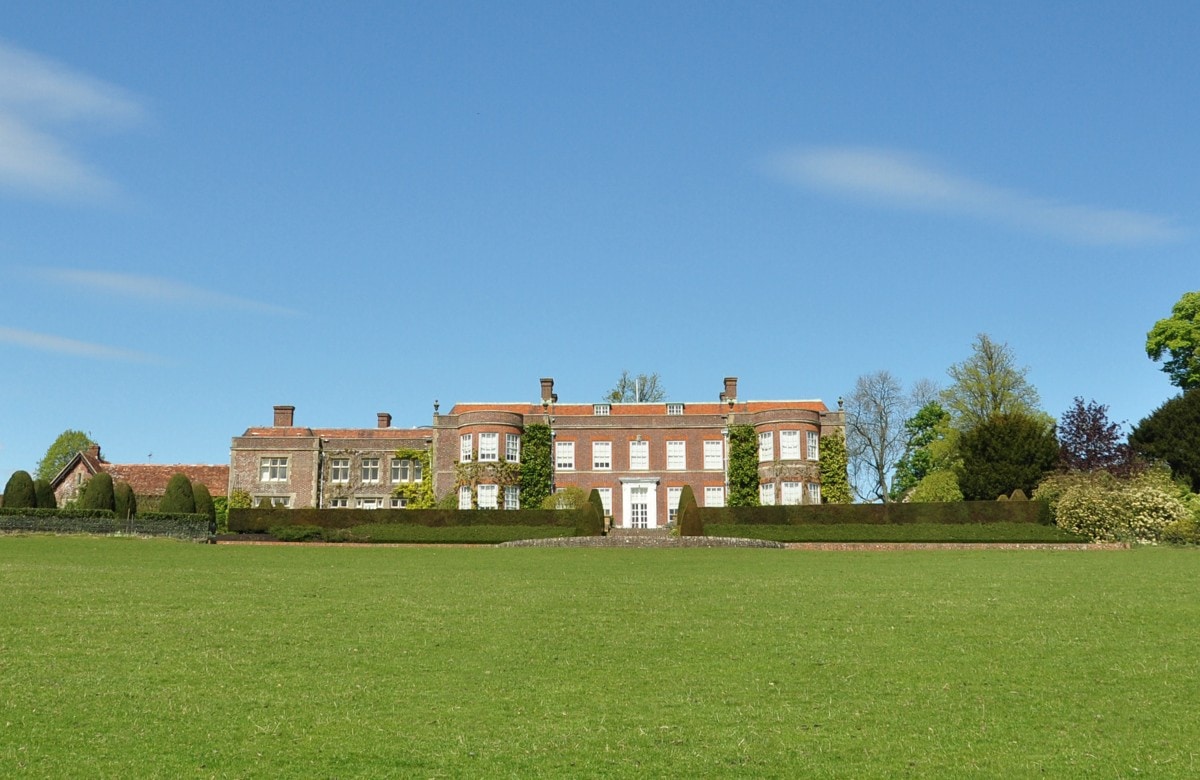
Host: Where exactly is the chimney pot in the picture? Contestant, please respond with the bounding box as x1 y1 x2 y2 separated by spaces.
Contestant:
540 377 555 403
723 377 738 402
377 412 392 429
273 405 295 427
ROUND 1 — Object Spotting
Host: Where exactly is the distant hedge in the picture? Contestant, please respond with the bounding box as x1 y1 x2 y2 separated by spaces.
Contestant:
705 522 1085 543
697 500 1052 527
229 507 592 534
0 509 211 540
269 524 577 544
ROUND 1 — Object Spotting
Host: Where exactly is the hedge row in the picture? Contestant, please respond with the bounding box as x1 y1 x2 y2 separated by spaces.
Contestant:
0 507 117 519
229 507 593 533
270 524 577 544
705 522 1086 543
697 500 1052 527
0 511 212 541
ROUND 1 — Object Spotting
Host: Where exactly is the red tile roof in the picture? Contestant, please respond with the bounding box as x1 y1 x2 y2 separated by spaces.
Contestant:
103 464 229 497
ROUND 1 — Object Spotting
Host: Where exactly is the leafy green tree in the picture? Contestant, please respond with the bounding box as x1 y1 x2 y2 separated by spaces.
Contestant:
80 472 116 511
114 481 137 519
193 483 216 522
1146 290 1200 391
1057 397 1132 474
3 470 37 509
956 413 1058 500
519 424 553 509
159 473 196 513
889 401 956 500
908 470 963 502
726 424 759 506
34 479 57 509
1130 390 1200 491
941 334 1041 430
35 430 96 483
606 371 666 403
818 430 852 504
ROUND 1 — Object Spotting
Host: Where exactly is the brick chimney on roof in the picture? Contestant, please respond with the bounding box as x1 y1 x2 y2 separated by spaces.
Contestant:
273 405 295 427
86 444 102 461
540 377 557 404
721 377 738 402
377 412 392 429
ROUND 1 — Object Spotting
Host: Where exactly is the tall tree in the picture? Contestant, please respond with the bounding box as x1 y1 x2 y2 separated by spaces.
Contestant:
606 371 666 403
844 371 934 502
1057 397 1132 474
889 401 956 501
3 471 37 509
35 430 97 483
941 334 1040 430
1130 390 1200 491
1146 290 1200 392
957 412 1058 500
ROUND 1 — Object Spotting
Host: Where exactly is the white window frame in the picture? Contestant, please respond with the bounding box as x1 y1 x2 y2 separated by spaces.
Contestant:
391 459 409 483
330 458 350 483
260 457 288 482
808 432 820 461
329 497 348 508
629 440 649 471
666 440 686 471
460 434 472 463
458 485 472 509
596 487 612 516
703 440 723 470
361 457 381 484
780 430 801 460
808 482 822 504
504 485 520 510
357 497 384 510
704 486 725 508
391 497 408 509
412 460 423 482
593 404 611 416
506 434 520 463
255 495 291 508
556 441 575 470
781 481 803 506
477 484 498 509
667 486 683 522
758 431 774 462
666 403 684 416
478 432 499 462
592 441 612 471
760 482 776 506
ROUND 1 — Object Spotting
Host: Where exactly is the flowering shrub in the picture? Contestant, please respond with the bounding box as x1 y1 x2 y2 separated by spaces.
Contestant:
1038 471 1190 544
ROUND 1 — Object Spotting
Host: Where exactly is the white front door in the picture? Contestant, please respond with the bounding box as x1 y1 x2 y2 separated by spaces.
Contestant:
620 479 658 528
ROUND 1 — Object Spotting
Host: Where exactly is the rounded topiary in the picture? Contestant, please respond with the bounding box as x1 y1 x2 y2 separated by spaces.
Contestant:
1010 488 1028 501
114 481 137 519
80 472 116 511
193 483 216 522
3 470 37 509
160 473 196 513
34 479 57 509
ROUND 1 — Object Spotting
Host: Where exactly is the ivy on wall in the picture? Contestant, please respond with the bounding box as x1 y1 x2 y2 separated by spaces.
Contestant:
727 424 760 507
819 430 852 504
518 423 552 510
391 448 435 509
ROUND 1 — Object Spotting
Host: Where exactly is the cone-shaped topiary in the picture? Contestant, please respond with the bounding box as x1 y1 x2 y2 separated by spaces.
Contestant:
34 479 57 509
160 473 196 513
1009 488 1028 501
80 472 116 511
588 488 607 533
193 482 215 522
114 481 137 519
574 489 604 536
678 485 704 536
3 470 37 509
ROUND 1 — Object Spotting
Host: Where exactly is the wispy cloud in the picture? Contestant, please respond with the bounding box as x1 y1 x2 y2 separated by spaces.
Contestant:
0 326 158 363
0 41 146 199
34 268 298 315
766 146 1183 246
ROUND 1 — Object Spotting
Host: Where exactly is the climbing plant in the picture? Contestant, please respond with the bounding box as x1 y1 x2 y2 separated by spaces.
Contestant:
392 448 435 508
727 424 760 507
819 429 853 504
519 424 552 509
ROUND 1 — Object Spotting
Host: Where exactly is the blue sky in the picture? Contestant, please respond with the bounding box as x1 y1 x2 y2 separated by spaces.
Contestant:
2 1 1196 482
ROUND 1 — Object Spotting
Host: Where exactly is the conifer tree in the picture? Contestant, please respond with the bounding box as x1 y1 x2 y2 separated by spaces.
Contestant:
3 471 37 509
160 473 196 513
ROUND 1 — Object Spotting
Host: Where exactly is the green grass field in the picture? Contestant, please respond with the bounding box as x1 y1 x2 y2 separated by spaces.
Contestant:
2 537 1198 777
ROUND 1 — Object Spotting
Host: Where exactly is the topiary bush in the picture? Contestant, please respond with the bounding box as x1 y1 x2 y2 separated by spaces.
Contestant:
33 479 57 509
114 481 137 519
193 483 216 523
678 485 703 536
3 470 37 509
159 473 196 513
80 472 116 512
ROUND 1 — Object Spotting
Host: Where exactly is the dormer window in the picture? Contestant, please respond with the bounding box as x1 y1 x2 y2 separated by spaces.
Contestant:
593 404 611 416
666 403 684 416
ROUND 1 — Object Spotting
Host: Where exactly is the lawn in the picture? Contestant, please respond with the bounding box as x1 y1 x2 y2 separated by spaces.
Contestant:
1 537 1198 778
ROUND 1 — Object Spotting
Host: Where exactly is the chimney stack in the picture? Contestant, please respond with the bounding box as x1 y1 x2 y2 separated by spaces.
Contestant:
273 405 295 427
377 412 392 429
86 444 102 461
540 377 557 404
722 377 738 403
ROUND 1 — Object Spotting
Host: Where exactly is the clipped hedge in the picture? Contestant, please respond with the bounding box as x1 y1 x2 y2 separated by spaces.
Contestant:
697 500 1053 527
705 523 1087 543
270 524 576 544
229 507 591 534
0 509 211 540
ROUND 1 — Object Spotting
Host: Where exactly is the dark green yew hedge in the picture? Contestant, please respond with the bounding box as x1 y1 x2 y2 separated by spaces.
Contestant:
229 507 596 534
697 500 1052 526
